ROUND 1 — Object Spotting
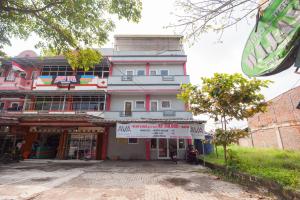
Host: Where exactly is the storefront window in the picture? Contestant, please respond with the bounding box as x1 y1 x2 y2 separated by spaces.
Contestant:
179 139 185 149
151 139 157 149
128 138 138 144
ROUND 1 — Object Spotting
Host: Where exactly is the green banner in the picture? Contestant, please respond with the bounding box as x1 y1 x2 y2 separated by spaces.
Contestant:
241 0 300 77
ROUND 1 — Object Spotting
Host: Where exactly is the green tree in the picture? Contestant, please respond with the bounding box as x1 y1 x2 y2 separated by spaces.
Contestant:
178 73 270 162
0 0 142 70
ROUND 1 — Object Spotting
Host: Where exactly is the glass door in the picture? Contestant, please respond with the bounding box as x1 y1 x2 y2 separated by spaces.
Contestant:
169 139 178 158
158 139 168 159
124 101 132 116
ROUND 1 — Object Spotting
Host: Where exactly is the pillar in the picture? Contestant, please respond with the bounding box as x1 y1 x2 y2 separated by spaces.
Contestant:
188 139 193 145
275 127 284 150
109 63 113 76
146 94 150 112
57 130 68 159
106 94 111 111
183 62 187 76
146 63 150 76
145 139 150 160
101 127 109 160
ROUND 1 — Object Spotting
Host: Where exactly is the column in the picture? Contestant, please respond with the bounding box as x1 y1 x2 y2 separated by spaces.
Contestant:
109 63 113 76
145 139 151 160
101 127 109 160
146 63 150 76
106 94 111 111
183 62 187 76
146 94 150 112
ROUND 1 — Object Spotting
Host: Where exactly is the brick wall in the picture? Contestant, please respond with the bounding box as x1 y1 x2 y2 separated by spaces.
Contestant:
241 86 300 150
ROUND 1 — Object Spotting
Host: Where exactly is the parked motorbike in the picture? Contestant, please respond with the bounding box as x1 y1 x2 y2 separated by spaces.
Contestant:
186 145 199 164
170 150 178 164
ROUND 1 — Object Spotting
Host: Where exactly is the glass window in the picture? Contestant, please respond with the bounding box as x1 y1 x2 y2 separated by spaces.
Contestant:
150 101 158 112
126 70 134 76
160 70 169 76
151 139 157 149
161 100 171 109
0 102 4 111
128 138 138 144
135 101 145 109
150 70 157 76
137 70 145 76
6 71 15 81
179 139 185 149
103 72 109 78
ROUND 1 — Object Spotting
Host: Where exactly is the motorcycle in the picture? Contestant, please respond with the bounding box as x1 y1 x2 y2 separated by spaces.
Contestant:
186 144 199 164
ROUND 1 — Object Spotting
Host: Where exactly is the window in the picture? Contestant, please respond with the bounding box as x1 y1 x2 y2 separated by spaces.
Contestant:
126 70 134 76
128 138 138 144
151 139 157 149
40 64 109 78
160 70 169 76
6 71 15 81
161 100 171 109
137 70 145 76
150 70 157 76
150 101 158 112
0 71 3 77
179 139 186 149
135 101 145 109
0 102 4 111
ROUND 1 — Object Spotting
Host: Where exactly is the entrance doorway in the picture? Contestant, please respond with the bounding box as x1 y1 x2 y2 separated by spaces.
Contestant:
157 139 179 159
124 101 132 116
66 134 97 160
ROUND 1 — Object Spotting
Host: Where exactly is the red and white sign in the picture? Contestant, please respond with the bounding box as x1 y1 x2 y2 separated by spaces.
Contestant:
116 123 205 139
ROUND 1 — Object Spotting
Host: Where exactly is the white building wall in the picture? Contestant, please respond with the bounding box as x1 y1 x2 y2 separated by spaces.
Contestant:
110 94 185 112
112 64 184 76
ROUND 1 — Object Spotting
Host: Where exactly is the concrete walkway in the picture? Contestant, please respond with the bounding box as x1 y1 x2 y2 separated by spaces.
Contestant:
0 160 275 200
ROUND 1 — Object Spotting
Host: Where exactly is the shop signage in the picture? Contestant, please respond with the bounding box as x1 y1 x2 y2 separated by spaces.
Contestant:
241 0 300 77
116 123 205 139
35 75 107 87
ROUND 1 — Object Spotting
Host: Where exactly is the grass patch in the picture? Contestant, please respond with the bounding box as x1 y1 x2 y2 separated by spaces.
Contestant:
203 146 300 191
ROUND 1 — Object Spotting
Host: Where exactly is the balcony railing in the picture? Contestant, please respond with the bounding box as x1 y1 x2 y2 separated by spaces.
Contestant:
23 102 105 112
108 75 190 85
105 111 192 119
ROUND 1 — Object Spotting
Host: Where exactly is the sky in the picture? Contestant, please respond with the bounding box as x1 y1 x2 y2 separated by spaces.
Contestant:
3 0 300 129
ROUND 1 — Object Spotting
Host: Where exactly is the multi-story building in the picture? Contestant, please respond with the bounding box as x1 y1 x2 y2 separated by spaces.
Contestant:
0 35 205 160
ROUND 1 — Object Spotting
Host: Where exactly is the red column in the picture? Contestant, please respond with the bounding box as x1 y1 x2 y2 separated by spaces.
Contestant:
146 63 150 76
183 62 187 76
188 139 193 145
101 127 109 160
145 94 150 112
106 94 111 111
145 139 150 160
66 95 72 111
109 63 113 76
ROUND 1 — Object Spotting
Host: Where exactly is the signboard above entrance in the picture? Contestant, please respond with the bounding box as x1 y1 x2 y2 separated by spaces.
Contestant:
116 123 205 139
241 0 300 77
34 75 107 88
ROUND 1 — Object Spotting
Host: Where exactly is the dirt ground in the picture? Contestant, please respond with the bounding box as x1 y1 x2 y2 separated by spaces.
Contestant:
0 160 275 200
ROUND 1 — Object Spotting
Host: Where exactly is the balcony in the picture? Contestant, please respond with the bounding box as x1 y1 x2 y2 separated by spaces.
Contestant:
107 75 190 93
104 111 193 120
0 77 32 90
33 75 107 91
22 101 105 114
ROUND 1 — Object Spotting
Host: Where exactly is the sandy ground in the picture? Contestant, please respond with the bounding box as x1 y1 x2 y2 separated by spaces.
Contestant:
0 160 275 200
